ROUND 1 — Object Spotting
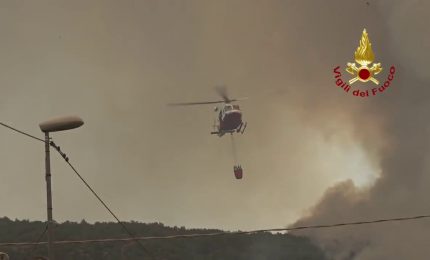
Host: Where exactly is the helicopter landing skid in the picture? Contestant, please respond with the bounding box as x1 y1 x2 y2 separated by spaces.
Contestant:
236 122 247 134
211 131 226 137
241 122 247 134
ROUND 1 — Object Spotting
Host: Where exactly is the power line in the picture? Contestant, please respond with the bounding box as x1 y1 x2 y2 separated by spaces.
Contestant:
49 141 155 259
0 122 44 142
0 122 155 259
0 213 430 247
24 223 48 260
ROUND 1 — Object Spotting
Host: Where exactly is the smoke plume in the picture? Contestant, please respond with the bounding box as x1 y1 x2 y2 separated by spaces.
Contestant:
291 1 430 259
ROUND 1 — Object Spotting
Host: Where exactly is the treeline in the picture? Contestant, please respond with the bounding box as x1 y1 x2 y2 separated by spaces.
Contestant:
0 217 326 260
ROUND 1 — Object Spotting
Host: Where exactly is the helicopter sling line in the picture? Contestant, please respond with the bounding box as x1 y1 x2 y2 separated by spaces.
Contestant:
1 213 430 247
230 134 243 179
0 121 155 259
230 135 238 164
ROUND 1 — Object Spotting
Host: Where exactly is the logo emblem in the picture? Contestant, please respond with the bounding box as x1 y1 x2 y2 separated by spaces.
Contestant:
332 28 396 98
346 29 382 85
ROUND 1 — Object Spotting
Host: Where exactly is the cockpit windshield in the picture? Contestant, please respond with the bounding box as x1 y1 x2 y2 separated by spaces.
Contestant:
233 105 240 110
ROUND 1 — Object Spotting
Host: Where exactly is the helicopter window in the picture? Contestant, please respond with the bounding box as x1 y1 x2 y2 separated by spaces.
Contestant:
233 105 240 109
224 106 232 111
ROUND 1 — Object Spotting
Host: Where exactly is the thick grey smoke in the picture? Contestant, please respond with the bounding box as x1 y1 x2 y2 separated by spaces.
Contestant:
291 1 430 259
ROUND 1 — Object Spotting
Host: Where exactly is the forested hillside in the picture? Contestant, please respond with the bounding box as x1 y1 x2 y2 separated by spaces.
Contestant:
0 217 326 260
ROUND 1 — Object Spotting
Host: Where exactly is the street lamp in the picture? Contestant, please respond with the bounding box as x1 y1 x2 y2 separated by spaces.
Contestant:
39 115 84 260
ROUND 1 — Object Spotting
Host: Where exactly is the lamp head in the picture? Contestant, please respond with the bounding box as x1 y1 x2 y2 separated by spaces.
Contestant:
39 115 84 133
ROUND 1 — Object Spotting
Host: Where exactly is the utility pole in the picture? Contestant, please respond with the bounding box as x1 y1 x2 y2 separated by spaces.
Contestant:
40 115 84 259
44 131 55 260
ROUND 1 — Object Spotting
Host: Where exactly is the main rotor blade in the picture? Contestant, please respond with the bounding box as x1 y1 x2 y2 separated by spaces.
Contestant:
168 100 225 106
215 85 230 102
228 97 248 102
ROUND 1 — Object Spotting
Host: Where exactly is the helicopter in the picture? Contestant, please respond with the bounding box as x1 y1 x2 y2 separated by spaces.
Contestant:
169 87 247 137
169 86 247 179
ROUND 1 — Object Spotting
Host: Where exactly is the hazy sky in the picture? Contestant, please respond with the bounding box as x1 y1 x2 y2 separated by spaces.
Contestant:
0 2 427 251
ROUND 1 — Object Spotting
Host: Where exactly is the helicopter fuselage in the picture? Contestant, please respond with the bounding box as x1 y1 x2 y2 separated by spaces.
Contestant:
219 109 242 131
211 104 246 136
